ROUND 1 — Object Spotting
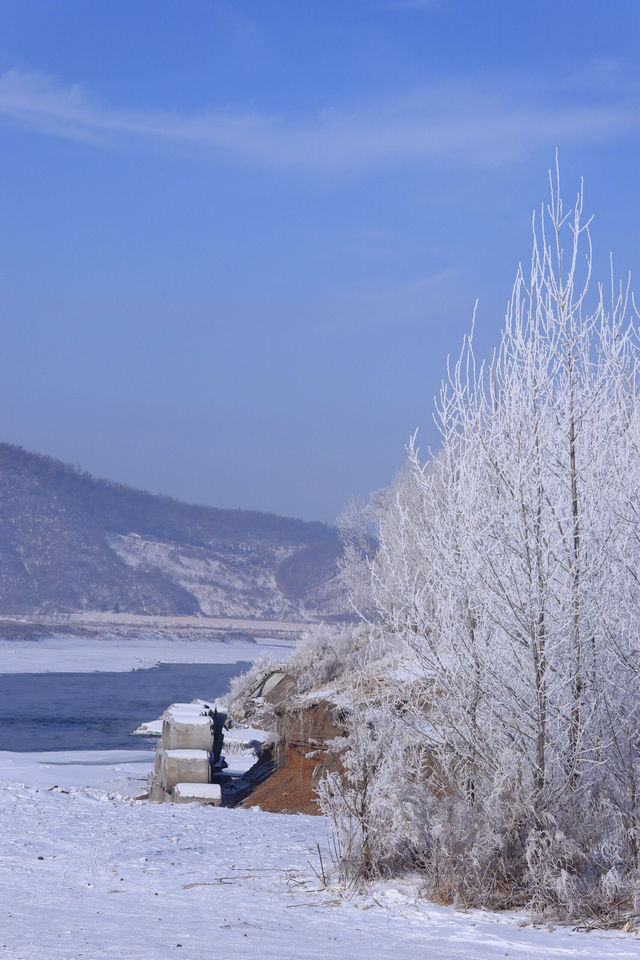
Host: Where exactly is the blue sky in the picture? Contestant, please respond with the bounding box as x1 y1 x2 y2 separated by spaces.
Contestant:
1 1 639 521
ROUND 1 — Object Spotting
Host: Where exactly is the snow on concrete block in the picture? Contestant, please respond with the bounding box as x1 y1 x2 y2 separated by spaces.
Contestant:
172 783 221 806
158 749 210 791
164 700 223 719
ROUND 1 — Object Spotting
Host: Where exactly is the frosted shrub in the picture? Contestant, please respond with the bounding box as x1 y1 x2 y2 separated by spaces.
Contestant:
223 656 281 709
524 820 584 916
290 623 373 693
317 700 429 883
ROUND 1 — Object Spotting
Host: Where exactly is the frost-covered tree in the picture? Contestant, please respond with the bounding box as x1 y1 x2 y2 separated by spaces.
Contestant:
323 163 640 918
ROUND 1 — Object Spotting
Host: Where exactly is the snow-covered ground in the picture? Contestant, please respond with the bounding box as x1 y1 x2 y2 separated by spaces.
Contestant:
0 750 155 796
2 637 639 958
2 755 639 960
0 631 294 674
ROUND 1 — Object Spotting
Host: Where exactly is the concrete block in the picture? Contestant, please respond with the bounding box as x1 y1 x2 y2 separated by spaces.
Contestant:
148 776 169 804
161 715 213 751
222 726 269 756
158 749 210 791
172 782 221 806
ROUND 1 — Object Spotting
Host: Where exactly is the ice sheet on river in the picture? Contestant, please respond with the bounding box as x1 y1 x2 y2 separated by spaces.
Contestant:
0 631 295 674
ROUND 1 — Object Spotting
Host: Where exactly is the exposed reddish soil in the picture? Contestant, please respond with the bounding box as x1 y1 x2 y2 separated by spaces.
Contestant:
241 745 325 815
238 675 346 815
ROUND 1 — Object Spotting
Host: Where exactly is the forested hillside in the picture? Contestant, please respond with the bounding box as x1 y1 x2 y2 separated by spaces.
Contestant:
0 444 343 619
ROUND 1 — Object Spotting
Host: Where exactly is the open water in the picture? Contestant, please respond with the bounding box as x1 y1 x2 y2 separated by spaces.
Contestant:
0 661 250 751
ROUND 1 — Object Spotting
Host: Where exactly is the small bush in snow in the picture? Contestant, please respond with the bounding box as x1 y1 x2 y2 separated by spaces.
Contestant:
316 699 429 884
289 623 374 693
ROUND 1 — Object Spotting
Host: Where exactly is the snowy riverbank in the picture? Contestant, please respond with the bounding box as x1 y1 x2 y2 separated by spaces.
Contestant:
2 636 639 958
2 754 639 960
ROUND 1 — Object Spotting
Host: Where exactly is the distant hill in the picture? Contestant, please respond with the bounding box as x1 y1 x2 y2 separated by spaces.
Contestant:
0 444 345 620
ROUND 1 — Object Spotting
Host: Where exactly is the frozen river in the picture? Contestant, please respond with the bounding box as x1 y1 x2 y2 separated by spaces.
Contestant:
0 660 250 751
0 627 295 752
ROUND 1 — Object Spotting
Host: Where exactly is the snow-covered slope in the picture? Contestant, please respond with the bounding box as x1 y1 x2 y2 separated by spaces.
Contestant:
107 532 306 619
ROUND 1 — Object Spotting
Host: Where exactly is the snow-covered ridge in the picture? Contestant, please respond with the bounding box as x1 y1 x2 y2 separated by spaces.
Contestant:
0 441 344 619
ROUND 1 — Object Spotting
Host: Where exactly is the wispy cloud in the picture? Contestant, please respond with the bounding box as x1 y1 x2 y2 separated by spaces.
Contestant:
0 68 637 173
